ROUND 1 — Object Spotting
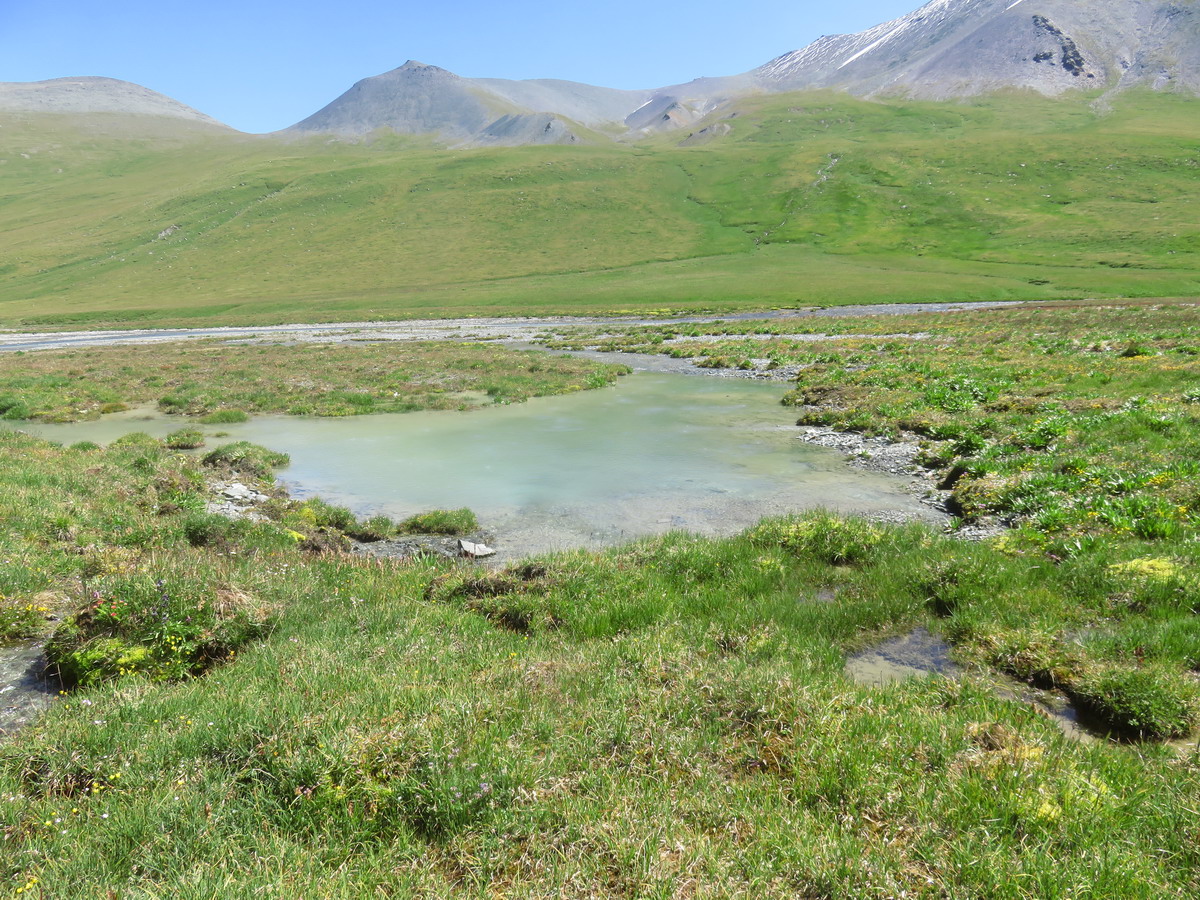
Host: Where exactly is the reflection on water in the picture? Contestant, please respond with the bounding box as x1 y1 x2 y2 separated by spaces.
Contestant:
845 627 960 685
12 372 940 559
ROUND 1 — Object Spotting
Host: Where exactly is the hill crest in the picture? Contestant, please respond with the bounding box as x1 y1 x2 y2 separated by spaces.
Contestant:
0 76 231 128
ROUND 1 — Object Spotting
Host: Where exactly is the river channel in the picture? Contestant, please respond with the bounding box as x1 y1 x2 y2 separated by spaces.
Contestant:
13 371 940 560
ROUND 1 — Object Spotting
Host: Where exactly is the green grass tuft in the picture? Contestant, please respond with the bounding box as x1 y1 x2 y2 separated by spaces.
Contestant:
201 441 289 480
199 409 250 424
163 427 205 449
398 508 479 536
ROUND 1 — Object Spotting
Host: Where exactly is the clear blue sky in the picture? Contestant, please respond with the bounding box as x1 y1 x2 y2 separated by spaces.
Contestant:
0 1 919 133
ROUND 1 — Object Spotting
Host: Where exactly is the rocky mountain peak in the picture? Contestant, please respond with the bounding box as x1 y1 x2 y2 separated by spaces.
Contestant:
753 0 1199 99
10 0 1193 144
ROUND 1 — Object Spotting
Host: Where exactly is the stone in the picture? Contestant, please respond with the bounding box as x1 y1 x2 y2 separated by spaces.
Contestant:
458 539 496 558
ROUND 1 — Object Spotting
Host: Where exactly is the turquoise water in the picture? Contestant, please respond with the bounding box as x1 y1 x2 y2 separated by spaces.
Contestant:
13 372 935 558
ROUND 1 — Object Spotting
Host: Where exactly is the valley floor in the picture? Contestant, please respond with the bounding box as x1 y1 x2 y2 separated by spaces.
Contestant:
2 299 1200 897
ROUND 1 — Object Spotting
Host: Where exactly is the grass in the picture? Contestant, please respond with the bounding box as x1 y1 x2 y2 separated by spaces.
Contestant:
200 441 290 480
197 409 248 424
162 427 204 449
284 498 477 544
544 298 1200 737
0 597 52 643
2 83 1200 890
5 301 1200 894
0 436 1198 894
397 508 478 536
0 90 1198 327
0 340 630 422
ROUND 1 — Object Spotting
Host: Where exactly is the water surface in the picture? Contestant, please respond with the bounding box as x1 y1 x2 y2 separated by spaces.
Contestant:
15 373 940 559
0 645 58 736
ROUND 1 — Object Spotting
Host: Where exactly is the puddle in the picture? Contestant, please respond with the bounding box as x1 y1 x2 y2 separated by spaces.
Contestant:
10 372 942 561
0 644 59 737
845 627 960 685
984 676 1097 743
845 629 1103 741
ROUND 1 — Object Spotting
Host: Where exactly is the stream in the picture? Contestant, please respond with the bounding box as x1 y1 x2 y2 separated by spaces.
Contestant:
0 644 59 736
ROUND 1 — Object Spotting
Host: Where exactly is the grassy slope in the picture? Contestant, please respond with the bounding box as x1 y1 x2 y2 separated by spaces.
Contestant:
0 91 1197 327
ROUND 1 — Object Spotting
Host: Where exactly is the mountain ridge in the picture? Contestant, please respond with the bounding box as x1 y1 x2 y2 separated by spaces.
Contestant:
751 0 1200 100
284 60 646 145
286 0 1199 144
1 0 1197 143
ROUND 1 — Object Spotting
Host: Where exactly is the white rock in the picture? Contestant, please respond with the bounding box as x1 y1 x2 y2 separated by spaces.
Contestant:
458 539 496 558
221 482 265 503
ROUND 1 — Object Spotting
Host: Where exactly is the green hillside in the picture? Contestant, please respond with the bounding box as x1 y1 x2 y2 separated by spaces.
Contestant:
1 91 1197 327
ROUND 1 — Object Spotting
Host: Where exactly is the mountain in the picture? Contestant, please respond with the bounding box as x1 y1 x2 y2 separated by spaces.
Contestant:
752 0 1200 100
623 75 759 135
469 77 650 130
285 61 648 145
282 0 1199 143
0 76 231 128
4 0 1197 145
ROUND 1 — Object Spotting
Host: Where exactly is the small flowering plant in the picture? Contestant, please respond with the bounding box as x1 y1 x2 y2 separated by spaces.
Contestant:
0 592 52 641
89 593 129 626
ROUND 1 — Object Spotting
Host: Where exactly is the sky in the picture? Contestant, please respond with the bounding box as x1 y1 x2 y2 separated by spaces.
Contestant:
0 1 921 134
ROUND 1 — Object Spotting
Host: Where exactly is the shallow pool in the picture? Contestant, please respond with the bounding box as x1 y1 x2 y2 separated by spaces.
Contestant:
13 372 938 559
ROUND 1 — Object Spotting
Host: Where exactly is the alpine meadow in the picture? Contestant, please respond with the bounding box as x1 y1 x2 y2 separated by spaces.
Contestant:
0 89 1197 328
3 0 1200 897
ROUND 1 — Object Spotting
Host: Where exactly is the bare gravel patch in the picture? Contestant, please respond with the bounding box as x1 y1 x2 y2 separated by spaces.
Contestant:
0 301 1025 354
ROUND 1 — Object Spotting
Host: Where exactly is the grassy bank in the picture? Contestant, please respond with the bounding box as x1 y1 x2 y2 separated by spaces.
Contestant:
0 340 629 422
545 299 1200 542
4 302 1200 895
